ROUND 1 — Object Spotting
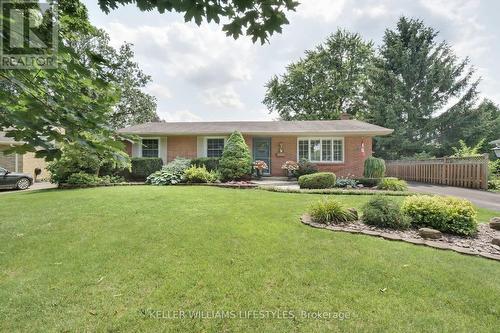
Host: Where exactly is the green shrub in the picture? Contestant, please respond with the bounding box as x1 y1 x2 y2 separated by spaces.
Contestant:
377 177 408 191
184 165 219 183
47 145 101 184
48 142 130 184
219 131 252 181
130 157 163 180
190 157 220 172
488 178 500 190
66 172 100 185
146 157 191 185
299 172 336 189
99 175 125 184
364 157 386 178
334 176 358 188
66 173 125 186
355 177 381 187
489 159 500 176
362 196 410 229
293 158 318 177
309 198 357 224
402 195 478 236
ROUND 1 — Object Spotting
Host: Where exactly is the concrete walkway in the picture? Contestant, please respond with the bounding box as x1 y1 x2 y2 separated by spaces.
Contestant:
0 182 57 195
408 182 500 211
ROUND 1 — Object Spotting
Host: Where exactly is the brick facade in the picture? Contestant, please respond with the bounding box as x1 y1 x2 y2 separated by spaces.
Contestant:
242 135 371 177
126 135 373 177
315 136 372 177
166 136 198 162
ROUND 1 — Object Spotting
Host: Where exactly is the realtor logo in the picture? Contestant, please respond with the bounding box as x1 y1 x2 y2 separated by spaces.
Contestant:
0 1 58 69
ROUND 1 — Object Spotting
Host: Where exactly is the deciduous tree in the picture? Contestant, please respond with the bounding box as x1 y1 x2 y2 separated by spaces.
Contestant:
264 29 374 120
98 0 300 44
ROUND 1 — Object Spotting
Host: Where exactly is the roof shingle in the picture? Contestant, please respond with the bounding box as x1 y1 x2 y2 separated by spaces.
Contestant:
118 120 393 136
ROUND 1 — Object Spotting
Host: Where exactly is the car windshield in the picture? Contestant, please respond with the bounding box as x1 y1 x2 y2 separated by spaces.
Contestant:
0 167 6 173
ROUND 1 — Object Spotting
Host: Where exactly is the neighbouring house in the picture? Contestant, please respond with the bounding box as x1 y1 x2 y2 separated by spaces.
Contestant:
118 118 393 177
0 131 49 180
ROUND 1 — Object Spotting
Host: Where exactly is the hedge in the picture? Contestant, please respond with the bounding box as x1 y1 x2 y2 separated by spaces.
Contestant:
129 157 163 181
298 172 336 189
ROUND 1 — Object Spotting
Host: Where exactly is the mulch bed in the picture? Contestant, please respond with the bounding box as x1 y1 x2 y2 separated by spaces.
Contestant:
301 214 500 261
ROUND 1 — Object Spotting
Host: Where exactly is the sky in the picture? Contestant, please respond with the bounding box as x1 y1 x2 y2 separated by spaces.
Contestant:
83 0 500 122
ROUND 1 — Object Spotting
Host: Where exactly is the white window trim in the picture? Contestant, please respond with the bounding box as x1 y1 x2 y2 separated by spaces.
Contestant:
203 136 226 158
140 137 161 158
297 137 345 164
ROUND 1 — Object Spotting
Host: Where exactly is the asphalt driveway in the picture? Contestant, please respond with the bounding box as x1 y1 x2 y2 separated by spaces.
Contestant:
408 182 500 211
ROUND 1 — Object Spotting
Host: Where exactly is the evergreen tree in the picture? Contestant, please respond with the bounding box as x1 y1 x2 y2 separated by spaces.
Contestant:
365 17 478 159
434 99 500 156
219 131 252 181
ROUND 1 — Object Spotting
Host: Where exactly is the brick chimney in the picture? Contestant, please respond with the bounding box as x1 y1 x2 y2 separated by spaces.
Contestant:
340 113 351 120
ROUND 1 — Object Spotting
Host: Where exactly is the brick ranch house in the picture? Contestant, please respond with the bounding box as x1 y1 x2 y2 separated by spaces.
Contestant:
118 119 393 177
0 131 48 179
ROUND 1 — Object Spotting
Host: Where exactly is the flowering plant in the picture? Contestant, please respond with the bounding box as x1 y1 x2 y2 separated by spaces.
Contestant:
281 160 299 171
253 160 268 171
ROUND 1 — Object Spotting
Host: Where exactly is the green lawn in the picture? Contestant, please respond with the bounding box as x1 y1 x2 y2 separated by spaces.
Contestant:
1 186 499 332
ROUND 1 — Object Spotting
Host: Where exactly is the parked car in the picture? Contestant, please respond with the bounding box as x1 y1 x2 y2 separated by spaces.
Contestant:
0 166 33 190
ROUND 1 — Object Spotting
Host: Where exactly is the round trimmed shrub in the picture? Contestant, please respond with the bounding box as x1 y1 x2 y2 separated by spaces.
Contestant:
298 172 336 189
309 198 357 224
219 131 252 181
362 196 410 229
377 177 408 191
402 195 478 236
363 156 386 178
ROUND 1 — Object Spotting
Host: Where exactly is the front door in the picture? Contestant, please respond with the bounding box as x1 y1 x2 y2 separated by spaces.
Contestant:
253 137 271 175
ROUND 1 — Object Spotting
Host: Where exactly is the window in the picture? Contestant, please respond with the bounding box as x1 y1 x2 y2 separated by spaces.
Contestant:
297 138 344 163
141 139 159 157
322 140 332 161
298 140 309 160
332 139 343 161
310 139 321 161
206 138 225 158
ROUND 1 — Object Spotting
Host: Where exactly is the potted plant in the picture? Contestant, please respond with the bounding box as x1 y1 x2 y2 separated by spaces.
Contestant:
281 160 299 179
253 160 268 179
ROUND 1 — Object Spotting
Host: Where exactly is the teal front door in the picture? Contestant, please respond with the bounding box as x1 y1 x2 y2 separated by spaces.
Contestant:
253 137 271 175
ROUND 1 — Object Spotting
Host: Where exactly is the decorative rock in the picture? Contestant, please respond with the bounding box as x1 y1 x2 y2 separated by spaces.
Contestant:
489 217 500 230
492 238 500 247
418 228 442 239
357 184 364 188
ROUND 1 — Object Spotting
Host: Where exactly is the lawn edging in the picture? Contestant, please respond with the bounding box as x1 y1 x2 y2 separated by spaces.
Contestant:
300 214 500 262
59 182 259 190
260 186 415 196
